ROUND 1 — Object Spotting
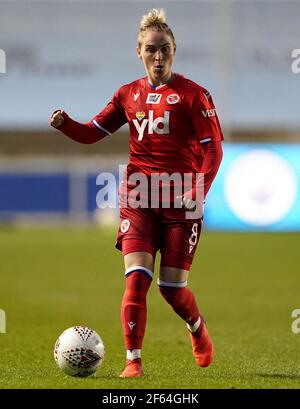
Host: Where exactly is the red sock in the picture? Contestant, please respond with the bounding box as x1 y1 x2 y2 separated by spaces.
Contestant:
159 285 200 326
121 270 152 350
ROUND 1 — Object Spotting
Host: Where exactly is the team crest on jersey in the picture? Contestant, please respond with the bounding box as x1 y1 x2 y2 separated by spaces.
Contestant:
146 93 162 104
136 111 145 121
166 94 180 104
121 219 130 233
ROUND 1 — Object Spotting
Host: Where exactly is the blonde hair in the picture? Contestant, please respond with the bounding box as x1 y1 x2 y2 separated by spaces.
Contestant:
138 8 176 48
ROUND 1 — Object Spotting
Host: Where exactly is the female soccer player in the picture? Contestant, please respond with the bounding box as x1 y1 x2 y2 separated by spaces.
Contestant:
50 8 223 378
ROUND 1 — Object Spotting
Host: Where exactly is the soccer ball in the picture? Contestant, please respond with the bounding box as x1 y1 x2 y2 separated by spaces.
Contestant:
54 326 105 377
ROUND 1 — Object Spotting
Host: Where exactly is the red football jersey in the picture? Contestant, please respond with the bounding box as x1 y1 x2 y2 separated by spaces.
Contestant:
92 74 223 177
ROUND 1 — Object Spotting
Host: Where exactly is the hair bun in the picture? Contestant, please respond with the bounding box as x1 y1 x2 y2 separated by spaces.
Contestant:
140 8 166 29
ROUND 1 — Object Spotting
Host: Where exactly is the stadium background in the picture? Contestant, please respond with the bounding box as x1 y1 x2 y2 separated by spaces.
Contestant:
0 0 299 389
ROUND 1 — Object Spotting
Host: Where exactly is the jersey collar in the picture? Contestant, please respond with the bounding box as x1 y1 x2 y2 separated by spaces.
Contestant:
146 73 178 91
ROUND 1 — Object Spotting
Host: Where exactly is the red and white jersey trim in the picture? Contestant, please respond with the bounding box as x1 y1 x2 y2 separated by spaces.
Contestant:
92 119 111 136
199 137 212 144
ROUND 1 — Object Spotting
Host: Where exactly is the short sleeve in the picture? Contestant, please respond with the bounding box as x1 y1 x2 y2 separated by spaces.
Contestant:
92 87 128 135
191 90 224 144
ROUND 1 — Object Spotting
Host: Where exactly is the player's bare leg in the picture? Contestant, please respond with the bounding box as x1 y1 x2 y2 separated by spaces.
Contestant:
119 251 154 378
158 266 214 367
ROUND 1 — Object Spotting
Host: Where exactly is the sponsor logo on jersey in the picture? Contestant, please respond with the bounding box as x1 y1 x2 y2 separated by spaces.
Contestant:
146 93 162 104
136 111 145 121
120 219 130 233
166 94 180 104
202 108 217 118
133 110 170 141
133 93 140 101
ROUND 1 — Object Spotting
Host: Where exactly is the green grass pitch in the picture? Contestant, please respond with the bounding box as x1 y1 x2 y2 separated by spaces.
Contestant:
0 227 299 389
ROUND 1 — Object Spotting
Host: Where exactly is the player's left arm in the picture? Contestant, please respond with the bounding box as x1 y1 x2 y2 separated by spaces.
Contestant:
199 138 223 198
181 90 224 209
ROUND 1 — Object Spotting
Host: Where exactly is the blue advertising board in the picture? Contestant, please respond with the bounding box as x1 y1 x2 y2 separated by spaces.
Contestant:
205 144 300 231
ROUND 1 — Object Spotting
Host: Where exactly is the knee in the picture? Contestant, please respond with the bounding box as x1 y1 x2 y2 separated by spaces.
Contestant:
124 252 154 272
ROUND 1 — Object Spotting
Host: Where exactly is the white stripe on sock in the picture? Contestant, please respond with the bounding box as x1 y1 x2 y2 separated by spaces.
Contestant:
157 279 187 288
187 316 201 333
126 349 141 360
125 266 153 279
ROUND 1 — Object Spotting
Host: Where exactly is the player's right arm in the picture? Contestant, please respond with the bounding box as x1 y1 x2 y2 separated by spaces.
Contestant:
50 88 128 144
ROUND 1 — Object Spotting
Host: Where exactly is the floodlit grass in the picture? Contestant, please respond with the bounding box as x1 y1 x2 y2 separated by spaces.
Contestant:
0 228 299 389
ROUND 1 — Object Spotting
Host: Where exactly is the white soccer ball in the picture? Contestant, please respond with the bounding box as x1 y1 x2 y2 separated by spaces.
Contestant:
54 326 105 377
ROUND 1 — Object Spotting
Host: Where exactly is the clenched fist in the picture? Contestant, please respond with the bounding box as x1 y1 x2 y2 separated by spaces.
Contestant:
50 110 65 128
